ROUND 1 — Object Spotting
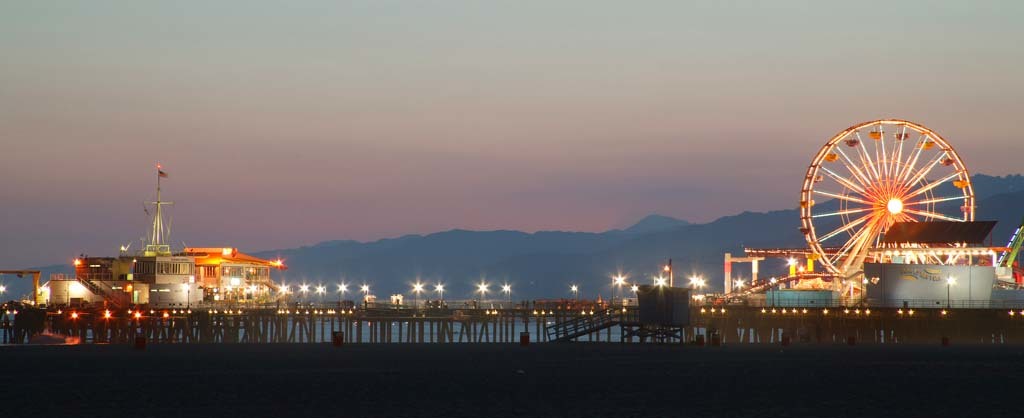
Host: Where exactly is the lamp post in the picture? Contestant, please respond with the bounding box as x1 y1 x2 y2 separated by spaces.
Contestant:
655 276 667 287
476 282 489 307
787 258 798 277
337 282 348 305
412 281 424 309
181 283 190 310
946 276 957 308
435 283 445 307
316 285 326 307
613 275 626 303
501 283 511 305
769 277 778 307
360 284 370 308
299 284 310 303
688 276 706 303
570 284 579 301
688 275 701 290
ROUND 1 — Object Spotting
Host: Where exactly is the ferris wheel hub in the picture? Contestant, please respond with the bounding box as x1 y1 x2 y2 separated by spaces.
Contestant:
886 198 904 215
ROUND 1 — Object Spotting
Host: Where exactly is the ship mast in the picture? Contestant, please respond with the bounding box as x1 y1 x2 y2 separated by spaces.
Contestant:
145 164 173 256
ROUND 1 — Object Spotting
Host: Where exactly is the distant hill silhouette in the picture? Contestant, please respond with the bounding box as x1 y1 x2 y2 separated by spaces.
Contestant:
250 174 1024 300
621 214 690 234
8 174 1024 301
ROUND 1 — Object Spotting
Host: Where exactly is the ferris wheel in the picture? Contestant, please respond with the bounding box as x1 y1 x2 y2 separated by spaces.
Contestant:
799 119 975 276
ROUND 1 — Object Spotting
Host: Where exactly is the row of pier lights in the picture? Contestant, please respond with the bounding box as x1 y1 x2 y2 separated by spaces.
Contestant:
30 303 1024 322
270 264 715 308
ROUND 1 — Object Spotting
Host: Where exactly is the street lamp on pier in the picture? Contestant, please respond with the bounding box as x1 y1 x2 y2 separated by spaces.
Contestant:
501 283 512 305
476 282 489 306
435 283 445 306
946 276 957 308
360 284 370 308
613 275 626 302
337 282 348 305
570 284 579 301
316 285 326 306
181 283 190 310
412 281 425 309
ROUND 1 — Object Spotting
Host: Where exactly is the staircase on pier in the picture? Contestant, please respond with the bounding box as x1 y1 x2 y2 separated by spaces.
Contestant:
73 274 128 309
546 309 625 342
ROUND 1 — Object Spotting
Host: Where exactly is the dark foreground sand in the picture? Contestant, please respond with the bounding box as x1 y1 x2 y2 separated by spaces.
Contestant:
3 342 1022 418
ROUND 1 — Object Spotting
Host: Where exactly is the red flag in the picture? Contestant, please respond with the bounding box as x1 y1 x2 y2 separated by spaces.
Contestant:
158 170 168 178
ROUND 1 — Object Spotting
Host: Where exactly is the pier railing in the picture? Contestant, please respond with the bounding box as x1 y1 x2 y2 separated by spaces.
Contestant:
718 298 1024 309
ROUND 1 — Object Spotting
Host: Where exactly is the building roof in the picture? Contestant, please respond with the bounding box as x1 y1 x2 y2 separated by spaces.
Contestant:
882 221 997 245
181 247 287 269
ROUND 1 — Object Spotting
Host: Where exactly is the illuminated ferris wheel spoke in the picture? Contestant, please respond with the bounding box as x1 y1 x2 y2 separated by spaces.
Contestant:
902 153 946 193
811 207 873 219
835 147 874 189
813 190 874 206
890 125 907 178
833 217 883 270
902 195 964 206
896 136 927 185
828 224 869 265
900 212 918 223
855 132 882 181
829 217 877 261
819 166 873 198
904 171 961 200
877 125 889 179
850 132 875 181
818 213 872 243
902 208 964 222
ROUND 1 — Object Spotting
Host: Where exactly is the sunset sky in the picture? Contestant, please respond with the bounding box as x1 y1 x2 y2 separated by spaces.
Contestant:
2 1 1023 267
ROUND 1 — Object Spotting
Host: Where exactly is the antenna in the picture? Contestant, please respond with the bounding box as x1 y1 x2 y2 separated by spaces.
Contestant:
145 164 174 256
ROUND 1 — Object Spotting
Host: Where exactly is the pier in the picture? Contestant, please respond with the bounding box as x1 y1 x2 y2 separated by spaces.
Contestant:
7 304 1024 346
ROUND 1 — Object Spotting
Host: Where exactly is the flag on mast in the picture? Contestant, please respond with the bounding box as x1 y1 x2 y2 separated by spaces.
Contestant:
157 164 168 178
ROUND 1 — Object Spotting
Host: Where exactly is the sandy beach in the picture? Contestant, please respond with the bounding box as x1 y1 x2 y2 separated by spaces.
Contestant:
3 342 1022 417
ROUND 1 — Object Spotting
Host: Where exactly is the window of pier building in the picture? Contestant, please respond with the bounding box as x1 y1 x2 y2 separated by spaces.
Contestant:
199 265 218 279
134 261 156 275
156 261 194 276
221 266 270 281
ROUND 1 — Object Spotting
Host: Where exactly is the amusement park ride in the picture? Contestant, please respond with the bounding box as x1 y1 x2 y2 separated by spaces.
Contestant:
729 119 1022 305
